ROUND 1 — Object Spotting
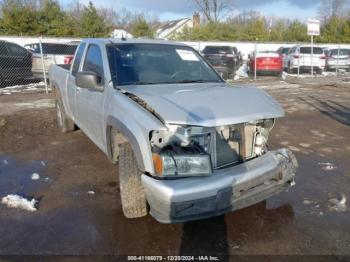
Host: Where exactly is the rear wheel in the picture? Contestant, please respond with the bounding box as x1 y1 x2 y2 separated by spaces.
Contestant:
118 142 148 218
55 96 75 133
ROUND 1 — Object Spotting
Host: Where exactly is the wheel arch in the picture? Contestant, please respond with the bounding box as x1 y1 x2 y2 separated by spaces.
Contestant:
106 116 153 173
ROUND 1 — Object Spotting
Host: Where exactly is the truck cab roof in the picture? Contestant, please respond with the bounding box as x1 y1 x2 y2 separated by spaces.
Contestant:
80 38 189 47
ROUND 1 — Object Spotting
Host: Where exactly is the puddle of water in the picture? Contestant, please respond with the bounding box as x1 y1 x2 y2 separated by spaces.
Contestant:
0 154 49 198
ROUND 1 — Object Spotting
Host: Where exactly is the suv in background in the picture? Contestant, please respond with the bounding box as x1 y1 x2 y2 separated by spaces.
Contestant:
25 42 78 79
325 48 350 72
201 45 240 79
277 47 291 70
0 40 32 87
286 45 326 74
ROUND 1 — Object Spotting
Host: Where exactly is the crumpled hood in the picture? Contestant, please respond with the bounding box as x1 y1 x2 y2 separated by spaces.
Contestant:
122 83 284 127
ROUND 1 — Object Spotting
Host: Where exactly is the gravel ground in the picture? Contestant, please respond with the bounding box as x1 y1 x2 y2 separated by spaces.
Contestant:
0 79 349 261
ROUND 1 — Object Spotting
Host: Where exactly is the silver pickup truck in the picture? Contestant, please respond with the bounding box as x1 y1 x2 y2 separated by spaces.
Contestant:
49 38 298 223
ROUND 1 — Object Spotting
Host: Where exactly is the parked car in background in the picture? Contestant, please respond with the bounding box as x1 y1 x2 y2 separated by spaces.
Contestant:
233 46 243 66
0 40 32 87
248 51 283 76
277 47 291 70
25 42 78 79
286 45 326 74
201 45 240 79
325 48 350 71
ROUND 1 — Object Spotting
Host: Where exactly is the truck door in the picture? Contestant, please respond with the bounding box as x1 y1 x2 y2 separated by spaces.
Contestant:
67 43 86 119
75 44 106 149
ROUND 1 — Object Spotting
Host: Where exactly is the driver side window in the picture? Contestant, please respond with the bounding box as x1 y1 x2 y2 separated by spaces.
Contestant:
83 44 104 84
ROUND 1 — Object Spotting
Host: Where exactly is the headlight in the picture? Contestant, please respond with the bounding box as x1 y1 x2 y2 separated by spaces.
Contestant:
152 153 212 177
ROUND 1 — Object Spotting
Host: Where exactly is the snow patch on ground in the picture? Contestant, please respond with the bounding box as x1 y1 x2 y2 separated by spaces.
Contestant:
318 162 337 171
1 194 38 212
0 99 55 116
0 82 46 95
329 195 347 212
31 173 40 180
13 99 54 109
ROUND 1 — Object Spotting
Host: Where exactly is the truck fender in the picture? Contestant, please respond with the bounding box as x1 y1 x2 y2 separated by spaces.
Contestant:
106 116 152 173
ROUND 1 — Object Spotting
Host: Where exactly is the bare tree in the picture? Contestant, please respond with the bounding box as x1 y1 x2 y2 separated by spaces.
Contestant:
192 0 233 22
318 0 348 23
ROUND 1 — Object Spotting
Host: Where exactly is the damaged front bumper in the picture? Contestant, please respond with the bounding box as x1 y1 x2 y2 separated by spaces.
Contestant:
141 148 298 223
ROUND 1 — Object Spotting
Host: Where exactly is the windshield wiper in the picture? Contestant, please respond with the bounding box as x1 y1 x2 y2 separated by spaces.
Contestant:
178 80 219 83
178 80 205 83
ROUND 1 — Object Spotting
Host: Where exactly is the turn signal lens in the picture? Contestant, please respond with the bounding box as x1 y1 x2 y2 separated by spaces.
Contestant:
152 153 163 176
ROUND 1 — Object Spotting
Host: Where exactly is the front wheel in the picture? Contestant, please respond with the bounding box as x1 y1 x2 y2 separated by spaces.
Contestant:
118 142 148 218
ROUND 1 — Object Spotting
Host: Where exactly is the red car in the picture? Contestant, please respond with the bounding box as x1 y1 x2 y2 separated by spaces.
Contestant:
248 51 283 76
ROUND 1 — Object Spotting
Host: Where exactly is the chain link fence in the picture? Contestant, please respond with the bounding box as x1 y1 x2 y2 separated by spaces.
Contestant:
194 42 350 82
0 37 79 93
0 37 349 92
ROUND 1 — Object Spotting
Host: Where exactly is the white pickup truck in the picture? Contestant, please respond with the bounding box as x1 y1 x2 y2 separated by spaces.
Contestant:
49 38 298 223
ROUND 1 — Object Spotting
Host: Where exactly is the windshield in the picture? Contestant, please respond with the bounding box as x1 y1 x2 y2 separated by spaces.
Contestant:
107 44 222 86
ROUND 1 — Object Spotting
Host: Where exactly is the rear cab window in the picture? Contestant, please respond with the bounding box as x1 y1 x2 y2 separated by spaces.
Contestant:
300 47 324 55
329 49 350 57
42 44 77 55
202 46 232 54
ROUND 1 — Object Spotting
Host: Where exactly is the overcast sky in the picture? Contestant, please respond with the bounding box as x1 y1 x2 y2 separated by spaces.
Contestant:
66 0 321 21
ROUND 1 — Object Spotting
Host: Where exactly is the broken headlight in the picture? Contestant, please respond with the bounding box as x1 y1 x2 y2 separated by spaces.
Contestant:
254 119 275 156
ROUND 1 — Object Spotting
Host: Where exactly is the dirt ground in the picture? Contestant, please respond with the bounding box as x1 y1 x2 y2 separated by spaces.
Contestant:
0 79 349 261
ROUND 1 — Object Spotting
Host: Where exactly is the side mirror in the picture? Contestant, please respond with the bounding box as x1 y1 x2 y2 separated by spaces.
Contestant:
75 71 103 91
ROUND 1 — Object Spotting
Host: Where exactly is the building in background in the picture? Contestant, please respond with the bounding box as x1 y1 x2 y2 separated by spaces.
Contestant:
111 28 133 39
156 12 200 40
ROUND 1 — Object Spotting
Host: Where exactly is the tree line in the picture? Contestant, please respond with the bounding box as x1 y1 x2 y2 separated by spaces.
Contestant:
0 0 154 38
174 0 350 43
0 0 349 43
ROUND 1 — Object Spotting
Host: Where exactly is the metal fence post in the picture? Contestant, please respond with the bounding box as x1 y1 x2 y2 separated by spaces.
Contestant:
254 43 257 81
336 44 340 76
311 35 314 78
298 49 300 77
39 37 49 94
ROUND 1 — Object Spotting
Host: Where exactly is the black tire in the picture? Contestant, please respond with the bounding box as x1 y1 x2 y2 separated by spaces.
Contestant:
55 96 75 133
118 142 148 218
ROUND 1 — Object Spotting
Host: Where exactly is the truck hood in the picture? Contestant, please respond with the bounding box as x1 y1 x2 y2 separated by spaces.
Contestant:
121 83 284 127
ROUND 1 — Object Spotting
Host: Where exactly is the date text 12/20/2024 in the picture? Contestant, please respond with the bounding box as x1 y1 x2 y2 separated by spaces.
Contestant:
127 256 220 261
